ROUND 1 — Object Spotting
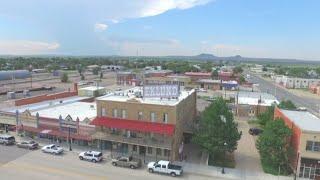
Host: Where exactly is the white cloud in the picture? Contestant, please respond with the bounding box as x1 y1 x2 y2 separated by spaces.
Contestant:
138 0 213 17
0 40 60 55
94 23 108 32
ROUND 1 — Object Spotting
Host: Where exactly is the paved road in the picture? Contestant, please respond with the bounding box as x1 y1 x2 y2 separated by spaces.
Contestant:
248 73 320 116
0 144 30 165
0 145 227 180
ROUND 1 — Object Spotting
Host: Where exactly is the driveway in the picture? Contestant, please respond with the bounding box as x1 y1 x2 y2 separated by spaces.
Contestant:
234 118 264 179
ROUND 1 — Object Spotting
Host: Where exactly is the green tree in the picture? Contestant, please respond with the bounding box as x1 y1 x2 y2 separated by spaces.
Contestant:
92 67 100 75
239 75 246 84
278 100 296 110
233 66 243 74
192 97 242 160
257 119 292 175
61 72 68 83
211 70 219 79
257 106 275 127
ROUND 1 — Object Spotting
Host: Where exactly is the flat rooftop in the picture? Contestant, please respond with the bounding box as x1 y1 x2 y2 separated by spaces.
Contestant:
237 91 279 106
97 87 194 106
79 86 105 91
281 109 320 132
3 96 96 122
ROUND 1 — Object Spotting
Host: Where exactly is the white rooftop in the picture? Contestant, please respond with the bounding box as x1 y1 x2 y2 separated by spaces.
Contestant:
97 87 194 106
31 101 97 122
281 109 320 132
79 86 105 91
237 91 279 106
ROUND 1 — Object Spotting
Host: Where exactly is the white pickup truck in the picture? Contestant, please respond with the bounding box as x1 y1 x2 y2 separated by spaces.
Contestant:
147 160 183 177
41 144 64 155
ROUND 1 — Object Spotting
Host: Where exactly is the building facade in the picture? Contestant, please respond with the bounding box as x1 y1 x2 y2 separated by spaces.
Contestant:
274 107 320 179
91 87 197 161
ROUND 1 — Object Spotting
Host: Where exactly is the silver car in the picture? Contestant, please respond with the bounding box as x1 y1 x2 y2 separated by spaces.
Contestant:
16 140 38 149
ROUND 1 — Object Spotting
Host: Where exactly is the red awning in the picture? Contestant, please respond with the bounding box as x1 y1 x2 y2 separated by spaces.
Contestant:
90 117 175 136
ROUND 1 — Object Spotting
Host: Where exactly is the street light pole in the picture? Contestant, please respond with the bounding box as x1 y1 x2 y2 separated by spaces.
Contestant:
220 115 227 174
68 126 72 151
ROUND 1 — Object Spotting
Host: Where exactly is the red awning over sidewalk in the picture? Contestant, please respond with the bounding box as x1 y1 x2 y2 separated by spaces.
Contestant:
90 117 175 136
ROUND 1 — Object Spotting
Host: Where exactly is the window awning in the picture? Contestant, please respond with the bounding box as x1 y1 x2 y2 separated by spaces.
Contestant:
90 117 175 136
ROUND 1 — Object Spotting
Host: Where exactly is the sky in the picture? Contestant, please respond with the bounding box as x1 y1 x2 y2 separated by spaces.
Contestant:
0 0 320 60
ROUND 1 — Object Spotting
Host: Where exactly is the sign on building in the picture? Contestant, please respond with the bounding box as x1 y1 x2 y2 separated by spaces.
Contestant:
60 115 78 133
143 84 180 98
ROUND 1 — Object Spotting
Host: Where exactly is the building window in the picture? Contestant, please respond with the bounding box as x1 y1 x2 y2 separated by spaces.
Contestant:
163 113 168 123
112 109 118 118
164 149 170 157
138 111 143 120
306 141 320 152
156 148 162 156
147 147 152 154
121 109 127 119
101 108 106 116
132 145 137 152
150 112 156 122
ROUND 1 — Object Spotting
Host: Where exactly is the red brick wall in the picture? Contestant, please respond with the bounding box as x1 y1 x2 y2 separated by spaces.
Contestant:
15 91 77 106
274 107 302 168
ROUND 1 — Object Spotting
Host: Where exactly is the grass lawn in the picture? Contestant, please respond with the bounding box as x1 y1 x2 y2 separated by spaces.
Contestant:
208 152 235 168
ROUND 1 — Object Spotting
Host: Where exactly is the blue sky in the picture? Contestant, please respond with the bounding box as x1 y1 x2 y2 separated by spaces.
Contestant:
0 0 319 60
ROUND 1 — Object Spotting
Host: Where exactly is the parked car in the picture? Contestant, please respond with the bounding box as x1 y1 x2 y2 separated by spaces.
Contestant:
41 144 63 155
0 134 15 145
297 107 307 111
111 156 142 169
79 151 103 163
16 140 38 149
148 160 183 177
249 128 263 136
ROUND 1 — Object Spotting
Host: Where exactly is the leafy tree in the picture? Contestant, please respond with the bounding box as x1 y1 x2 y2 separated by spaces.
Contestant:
92 67 100 75
257 119 292 175
278 100 296 110
257 106 275 127
81 74 85 80
233 66 243 74
211 70 219 79
193 97 242 160
239 75 246 84
61 72 68 83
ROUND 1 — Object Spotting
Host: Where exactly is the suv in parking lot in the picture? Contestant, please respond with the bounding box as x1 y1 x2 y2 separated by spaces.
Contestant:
79 151 103 163
0 134 15 145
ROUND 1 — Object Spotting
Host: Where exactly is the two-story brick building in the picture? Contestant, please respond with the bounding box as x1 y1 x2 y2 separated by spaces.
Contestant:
91 87 196 161
274 107 320 179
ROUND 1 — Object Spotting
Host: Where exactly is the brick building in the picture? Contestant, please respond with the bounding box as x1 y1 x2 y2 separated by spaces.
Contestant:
184 72 211 82
196 79 221 90
91 87 197 161
274 107 320 179
235 91 278 117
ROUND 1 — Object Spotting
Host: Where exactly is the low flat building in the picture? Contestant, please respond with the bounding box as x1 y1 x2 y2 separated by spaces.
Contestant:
196 79 221 90
91 86 197 161
78 86 106 97
184 72 211 82
116 71 137 86
144 70 173 78
145 75 191 87
274 108 320 179
274 75 320 89
236 91 278 117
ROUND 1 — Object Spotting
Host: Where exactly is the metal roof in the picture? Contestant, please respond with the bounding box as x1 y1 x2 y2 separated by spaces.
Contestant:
280 109 320 132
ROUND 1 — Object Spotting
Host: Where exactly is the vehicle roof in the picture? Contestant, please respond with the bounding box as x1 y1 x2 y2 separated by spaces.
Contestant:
158 160 170 165
0 134 14 138
86 151 102 155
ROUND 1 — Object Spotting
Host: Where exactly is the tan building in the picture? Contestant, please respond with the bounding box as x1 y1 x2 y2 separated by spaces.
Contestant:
274 108 320 179
144 75 192 87
91 87 196 161
78 86 106 97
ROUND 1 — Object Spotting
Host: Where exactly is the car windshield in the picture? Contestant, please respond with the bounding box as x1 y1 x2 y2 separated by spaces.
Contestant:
96 153 102 157
8 137 15 141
